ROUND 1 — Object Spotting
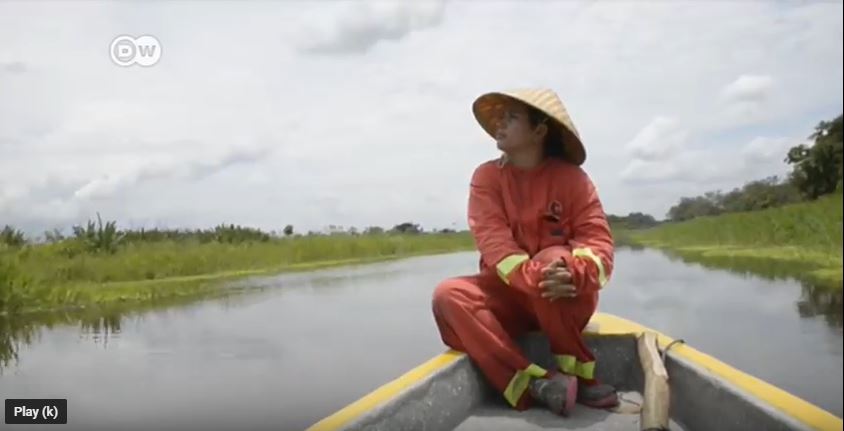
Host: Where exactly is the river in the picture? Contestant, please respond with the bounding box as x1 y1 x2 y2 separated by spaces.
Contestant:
0 248 841 430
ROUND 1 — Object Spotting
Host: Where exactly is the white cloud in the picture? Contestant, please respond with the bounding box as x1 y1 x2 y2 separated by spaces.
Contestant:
620 149 733 186
622 116 798 194
741 136 794 163
0 1 841 232
73 142 273 200
296 1 447 55
718 74 776 125
0 61 26 74
620 133 798 209
620 159 680 184
0 184 28 210
625 116 688 161
721 75 775 104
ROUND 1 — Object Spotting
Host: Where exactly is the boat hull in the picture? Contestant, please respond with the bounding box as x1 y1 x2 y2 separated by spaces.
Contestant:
308 313 842 431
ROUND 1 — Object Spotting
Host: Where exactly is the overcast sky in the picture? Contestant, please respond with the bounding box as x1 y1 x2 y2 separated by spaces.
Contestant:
1 1 842 235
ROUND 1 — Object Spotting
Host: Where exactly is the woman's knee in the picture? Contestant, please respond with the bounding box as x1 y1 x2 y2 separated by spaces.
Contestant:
533 246 568 265
432 276 482 313
432 278 463 312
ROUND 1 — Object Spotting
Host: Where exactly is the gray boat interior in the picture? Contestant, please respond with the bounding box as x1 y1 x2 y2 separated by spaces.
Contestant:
336 333 814 431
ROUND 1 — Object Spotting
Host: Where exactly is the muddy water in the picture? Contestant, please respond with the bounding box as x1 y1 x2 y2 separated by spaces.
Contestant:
0 248 841 430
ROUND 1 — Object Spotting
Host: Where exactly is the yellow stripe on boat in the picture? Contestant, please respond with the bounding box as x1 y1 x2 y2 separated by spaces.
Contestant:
306 350 463 431
308 312 843 431
586 313 842 431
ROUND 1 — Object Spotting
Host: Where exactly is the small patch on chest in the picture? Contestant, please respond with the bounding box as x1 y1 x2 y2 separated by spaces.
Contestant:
543 199 566 237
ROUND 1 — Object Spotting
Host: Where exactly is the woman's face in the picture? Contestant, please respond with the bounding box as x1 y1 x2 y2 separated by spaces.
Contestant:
493 102 544 153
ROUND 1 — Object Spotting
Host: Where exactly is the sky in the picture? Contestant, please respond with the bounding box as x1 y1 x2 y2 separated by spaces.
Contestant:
1 0 842 236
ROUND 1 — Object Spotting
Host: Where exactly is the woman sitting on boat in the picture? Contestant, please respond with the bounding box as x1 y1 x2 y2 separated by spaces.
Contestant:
432 88 619 417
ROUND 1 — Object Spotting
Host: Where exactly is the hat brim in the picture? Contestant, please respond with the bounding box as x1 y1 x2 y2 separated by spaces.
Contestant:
472 92 586 166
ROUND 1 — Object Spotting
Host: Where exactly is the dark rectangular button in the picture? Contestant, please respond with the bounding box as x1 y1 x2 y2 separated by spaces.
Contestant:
5 399 67 424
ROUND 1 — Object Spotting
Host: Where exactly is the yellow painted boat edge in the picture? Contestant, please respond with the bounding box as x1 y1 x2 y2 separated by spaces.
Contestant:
307 312 842 431
305 349 464 431
587 313 843 431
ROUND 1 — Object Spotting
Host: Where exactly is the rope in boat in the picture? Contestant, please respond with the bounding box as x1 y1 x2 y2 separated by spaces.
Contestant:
660 338 686 364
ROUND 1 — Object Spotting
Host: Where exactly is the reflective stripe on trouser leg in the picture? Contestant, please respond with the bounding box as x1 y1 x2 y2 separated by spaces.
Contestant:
555 355 596 380
577 361 596 380
503 363 547 407
556 354 577 375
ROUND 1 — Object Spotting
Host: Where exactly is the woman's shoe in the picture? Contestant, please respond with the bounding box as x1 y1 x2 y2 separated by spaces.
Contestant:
576 383 619 408
528 374 578 416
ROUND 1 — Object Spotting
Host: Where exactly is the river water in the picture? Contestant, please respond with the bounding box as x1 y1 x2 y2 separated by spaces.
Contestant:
1 248 841 430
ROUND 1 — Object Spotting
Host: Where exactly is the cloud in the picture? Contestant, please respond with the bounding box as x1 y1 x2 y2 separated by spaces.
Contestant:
73 142 273 201
0 61 26 74
625 116 688 161
621 116 695 184
721 75 775 104
620 137 792 195
718 74 776 125
0 184 28 210
741 136 795 164
621 74 791 190
621 115 796 188
296 1 447 55
619 159 681 184
620 149 733 186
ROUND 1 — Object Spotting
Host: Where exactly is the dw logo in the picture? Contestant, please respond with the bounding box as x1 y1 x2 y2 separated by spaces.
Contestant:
110 35 162 67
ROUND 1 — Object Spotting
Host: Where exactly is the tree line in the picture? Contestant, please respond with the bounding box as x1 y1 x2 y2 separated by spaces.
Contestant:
666 114 842 222
606 212 660 230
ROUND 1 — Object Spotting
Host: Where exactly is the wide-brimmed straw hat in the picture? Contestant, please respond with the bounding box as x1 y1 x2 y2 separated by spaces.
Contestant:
472 88 586 165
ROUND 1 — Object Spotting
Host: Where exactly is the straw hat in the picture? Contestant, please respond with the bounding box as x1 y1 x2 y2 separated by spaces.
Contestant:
472 88 586 165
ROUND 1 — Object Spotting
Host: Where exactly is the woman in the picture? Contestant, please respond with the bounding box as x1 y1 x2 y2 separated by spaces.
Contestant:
431 88 618 416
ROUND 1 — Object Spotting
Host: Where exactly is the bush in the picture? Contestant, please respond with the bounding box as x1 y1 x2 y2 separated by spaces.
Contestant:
72 213 124 254
786 114 842 200
0 256 30 313
0 226 26 248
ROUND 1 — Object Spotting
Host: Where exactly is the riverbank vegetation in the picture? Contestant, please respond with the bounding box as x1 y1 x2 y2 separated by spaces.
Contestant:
0 220 475 316
666 114 841 222
621 114 843 288
629 193 842 288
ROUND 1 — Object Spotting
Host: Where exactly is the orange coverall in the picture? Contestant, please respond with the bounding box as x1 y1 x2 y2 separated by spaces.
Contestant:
432 157 614 410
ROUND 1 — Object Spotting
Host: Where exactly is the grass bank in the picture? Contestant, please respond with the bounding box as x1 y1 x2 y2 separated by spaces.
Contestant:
0 233 476 315
624 193 843 288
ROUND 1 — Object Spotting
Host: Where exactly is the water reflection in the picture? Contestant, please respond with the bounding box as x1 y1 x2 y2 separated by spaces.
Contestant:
655 247 843 330
0 315 39 369
798 283 844 330
0 287 252 372
3 250 842 370
0 259 446 372
79 312 123 347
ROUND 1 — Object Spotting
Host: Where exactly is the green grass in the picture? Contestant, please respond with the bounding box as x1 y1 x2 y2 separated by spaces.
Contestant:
625 193 843 288
0 233 476 315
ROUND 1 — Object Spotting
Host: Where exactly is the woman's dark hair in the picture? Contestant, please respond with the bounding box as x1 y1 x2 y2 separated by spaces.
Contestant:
526 105 568 161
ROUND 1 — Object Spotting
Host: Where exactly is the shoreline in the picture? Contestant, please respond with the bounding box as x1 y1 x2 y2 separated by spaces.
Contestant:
617 193 843 290
2 245 477 318
7 204 843 323
623 238 842 290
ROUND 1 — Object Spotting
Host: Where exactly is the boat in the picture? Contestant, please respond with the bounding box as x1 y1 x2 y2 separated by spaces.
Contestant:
307 313 842 431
